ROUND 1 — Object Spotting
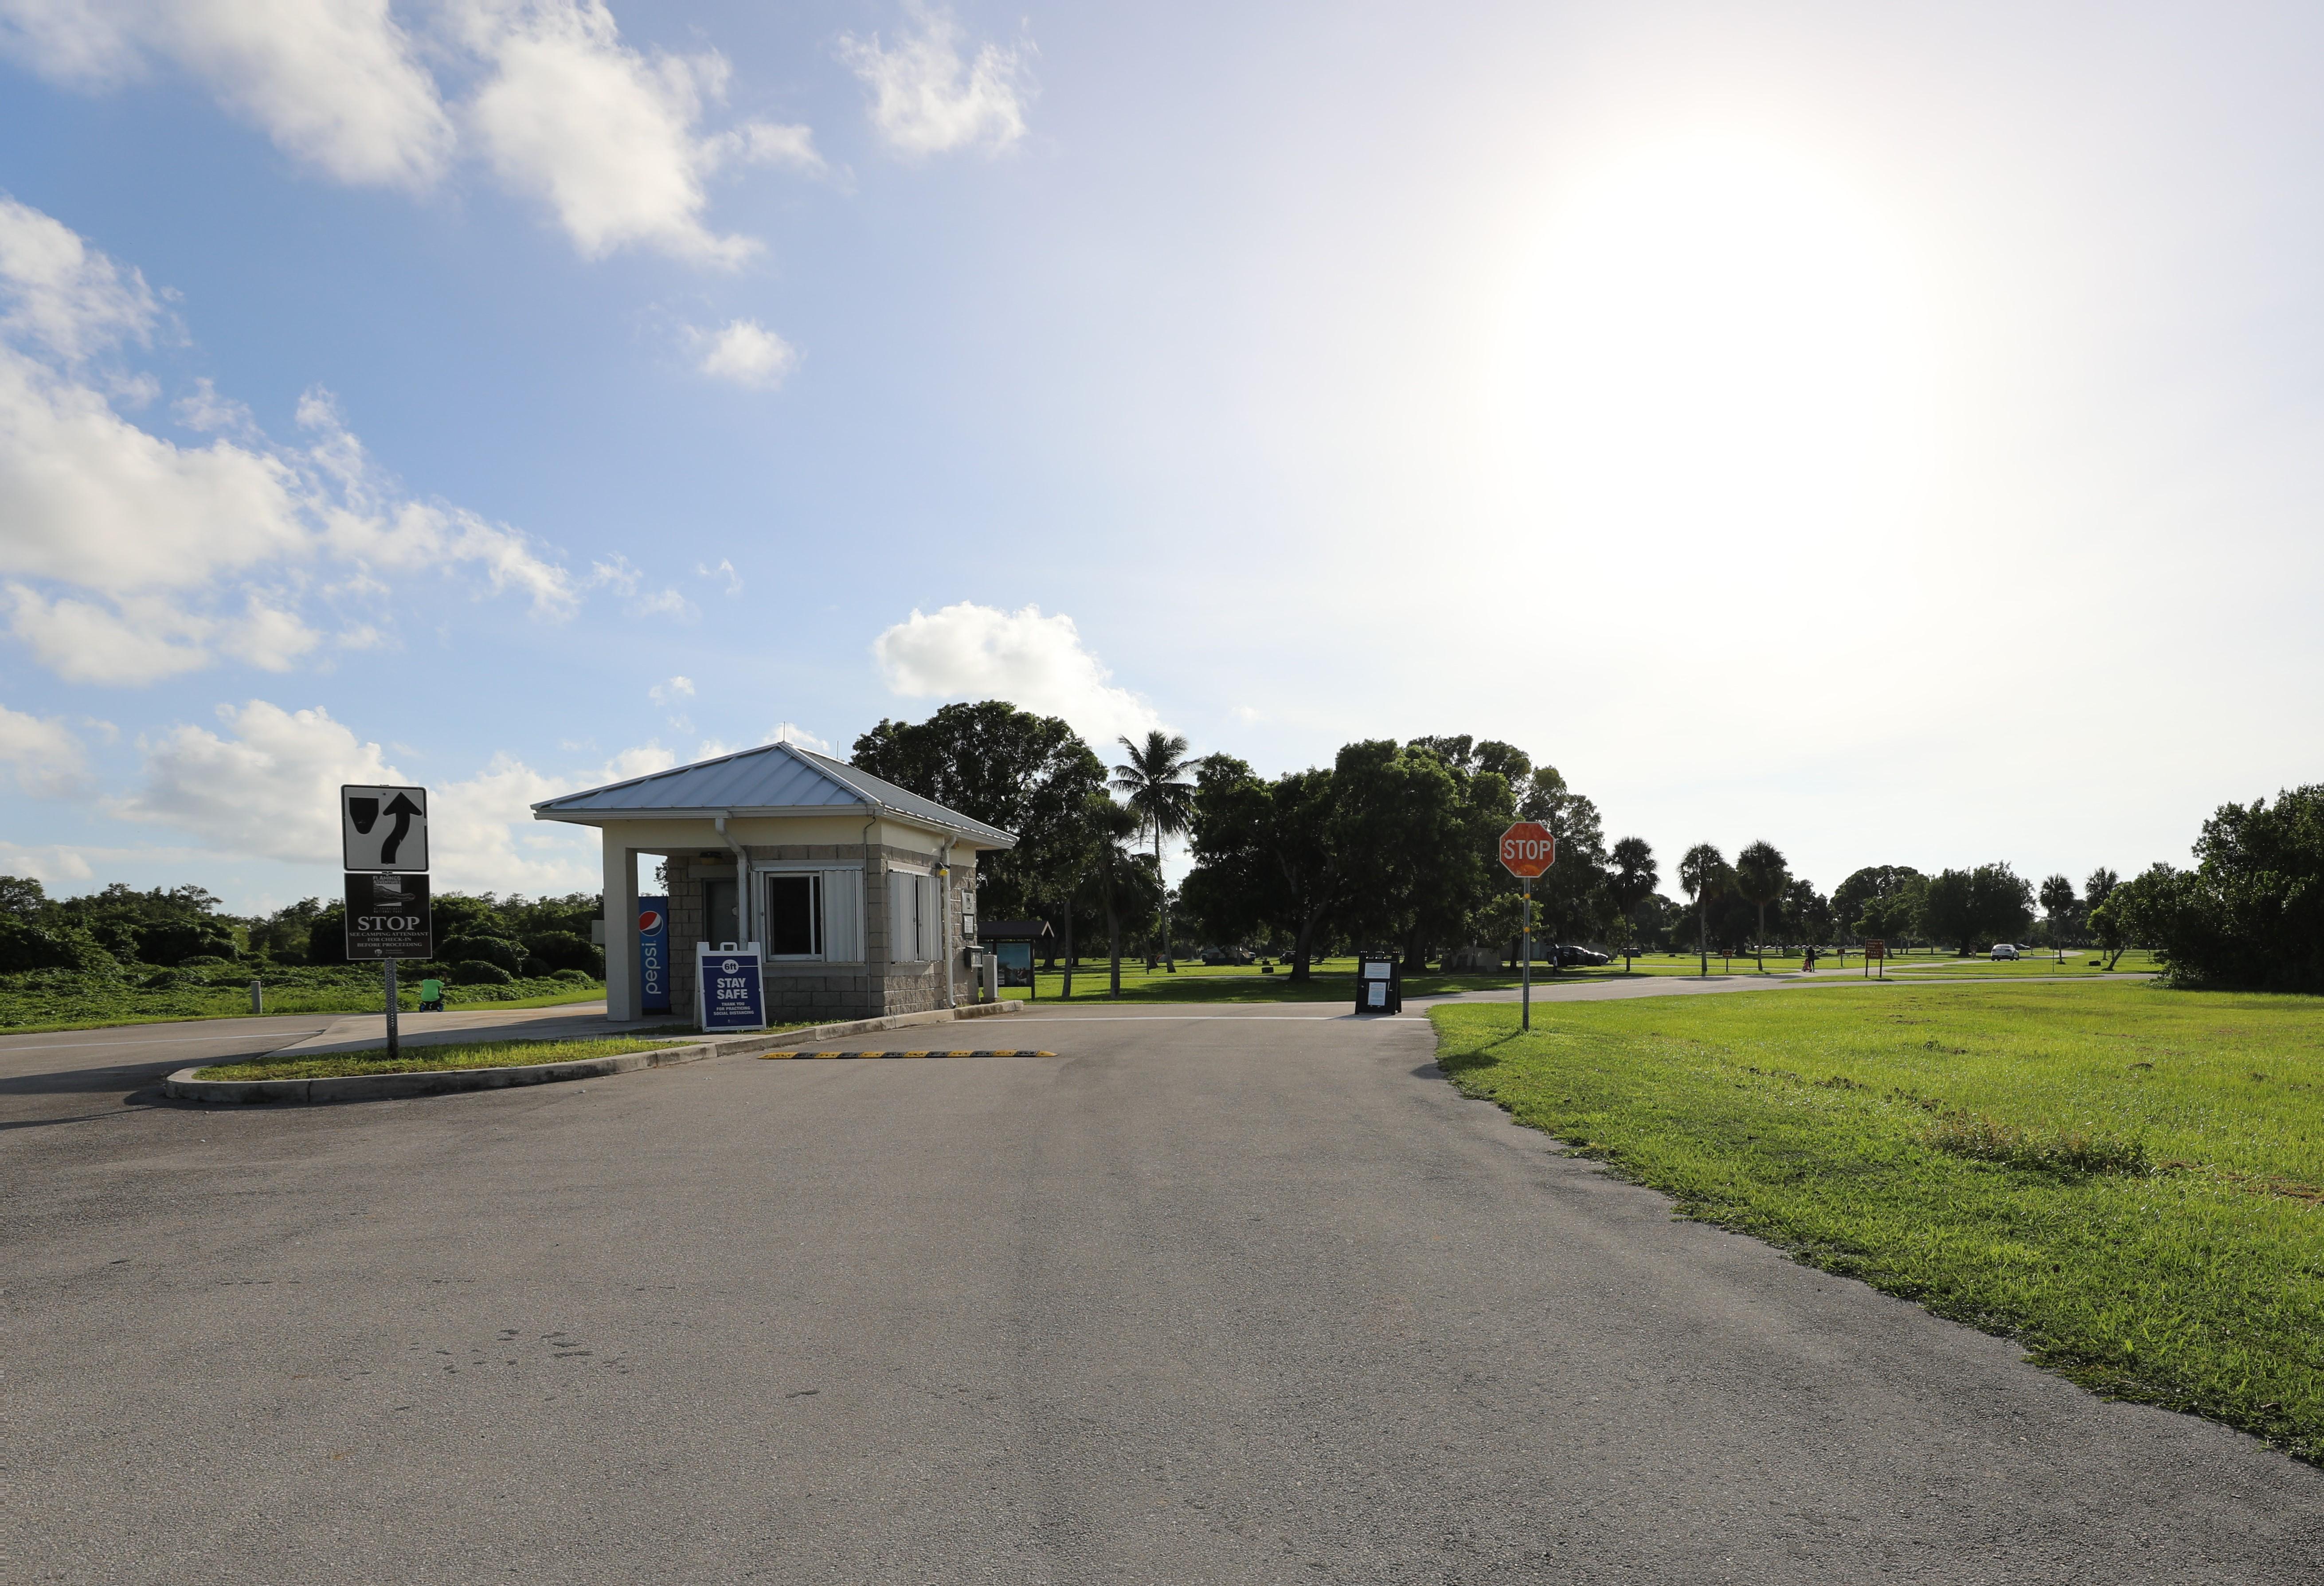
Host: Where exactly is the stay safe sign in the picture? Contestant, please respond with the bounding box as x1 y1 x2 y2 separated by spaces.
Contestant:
1499 821 1557 879
697 942 766 1032
342 784 429 872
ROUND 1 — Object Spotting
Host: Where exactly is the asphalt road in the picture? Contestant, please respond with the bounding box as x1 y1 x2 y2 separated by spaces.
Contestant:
5 1001 2320 1583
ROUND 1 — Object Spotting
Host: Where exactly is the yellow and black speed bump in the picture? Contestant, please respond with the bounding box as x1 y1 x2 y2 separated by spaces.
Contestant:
756 1049 1058 1060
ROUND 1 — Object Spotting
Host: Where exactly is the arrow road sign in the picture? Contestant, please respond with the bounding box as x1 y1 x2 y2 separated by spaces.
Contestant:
342 784 429 872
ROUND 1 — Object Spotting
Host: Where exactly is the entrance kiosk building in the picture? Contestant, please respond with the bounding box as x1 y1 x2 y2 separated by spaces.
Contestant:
532 742 1017 1025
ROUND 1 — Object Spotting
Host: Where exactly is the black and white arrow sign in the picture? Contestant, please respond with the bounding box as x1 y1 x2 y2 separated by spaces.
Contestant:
341 784 430 872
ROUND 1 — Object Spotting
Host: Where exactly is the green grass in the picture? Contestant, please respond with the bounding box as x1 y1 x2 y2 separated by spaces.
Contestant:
1429 981 2324 1463
194 1033 699 1082
1010 949 2155 1002
0 975 606 1035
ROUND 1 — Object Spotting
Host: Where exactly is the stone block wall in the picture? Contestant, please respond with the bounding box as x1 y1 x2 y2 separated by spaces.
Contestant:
661 843 974 1025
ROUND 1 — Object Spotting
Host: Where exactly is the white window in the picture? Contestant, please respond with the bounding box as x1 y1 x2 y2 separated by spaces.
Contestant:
764 873 822 959
758 867 865 962
886 868 940 962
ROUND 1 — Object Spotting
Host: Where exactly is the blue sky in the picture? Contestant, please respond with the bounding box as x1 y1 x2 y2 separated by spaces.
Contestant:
1 0 2320 914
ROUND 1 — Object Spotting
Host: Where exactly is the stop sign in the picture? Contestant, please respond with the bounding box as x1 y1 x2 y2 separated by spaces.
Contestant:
1499 821 1556 878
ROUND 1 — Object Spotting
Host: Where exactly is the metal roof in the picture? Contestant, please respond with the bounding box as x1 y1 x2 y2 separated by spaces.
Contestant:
531 741 1015 847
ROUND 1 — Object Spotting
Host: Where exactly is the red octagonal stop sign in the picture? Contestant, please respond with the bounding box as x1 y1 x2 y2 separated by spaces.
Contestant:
1499 821 1556 878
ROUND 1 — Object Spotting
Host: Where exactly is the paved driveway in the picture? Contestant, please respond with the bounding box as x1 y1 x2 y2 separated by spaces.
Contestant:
4 1001 2318 1583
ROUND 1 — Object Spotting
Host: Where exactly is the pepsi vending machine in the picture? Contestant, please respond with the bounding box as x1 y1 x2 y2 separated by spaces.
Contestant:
638 896 671 1014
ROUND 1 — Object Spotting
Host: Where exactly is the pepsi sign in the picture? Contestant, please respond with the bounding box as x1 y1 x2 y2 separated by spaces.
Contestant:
638 896 671 1013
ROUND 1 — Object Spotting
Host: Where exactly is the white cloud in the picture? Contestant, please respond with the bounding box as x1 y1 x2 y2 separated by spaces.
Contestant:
767 720 831 753
0 194 160 359
839 2 1030 157
0 702 90 795
691 318 797 389
698 557 741 594
0 203 579 684
873 602 1162 746
113 697 679 894
455 0 769 264
2 3 814 260
0 0 454 189
648 676 693 707
587 553 693 620
114 700 398 865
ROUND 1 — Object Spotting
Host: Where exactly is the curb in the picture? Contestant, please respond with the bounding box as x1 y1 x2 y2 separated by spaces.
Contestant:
162 1000 1022 1106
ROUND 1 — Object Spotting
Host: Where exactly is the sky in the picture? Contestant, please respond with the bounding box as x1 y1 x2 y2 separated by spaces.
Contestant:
1 0 2320 916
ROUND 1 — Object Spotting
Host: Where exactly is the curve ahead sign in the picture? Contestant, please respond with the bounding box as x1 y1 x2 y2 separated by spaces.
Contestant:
1499 821 1557 879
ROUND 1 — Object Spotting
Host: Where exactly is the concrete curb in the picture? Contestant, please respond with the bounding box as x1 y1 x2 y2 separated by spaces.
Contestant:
161 1000 1022 1106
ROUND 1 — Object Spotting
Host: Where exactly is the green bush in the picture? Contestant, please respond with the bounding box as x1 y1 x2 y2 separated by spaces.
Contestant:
2109 785 2324 992
550 967 596 984
450 960 516 985
135 918 237 966
0 919 121 977
176 954 235 969
521 930 603 977
440 935 523 974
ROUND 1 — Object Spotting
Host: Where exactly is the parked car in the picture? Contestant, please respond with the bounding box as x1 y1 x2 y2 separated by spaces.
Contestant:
1556 945 1611 967
1990 943 2020 961
1199 945 1256 966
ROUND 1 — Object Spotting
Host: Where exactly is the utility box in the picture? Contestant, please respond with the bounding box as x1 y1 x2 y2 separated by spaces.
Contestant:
1355 956 1402 1015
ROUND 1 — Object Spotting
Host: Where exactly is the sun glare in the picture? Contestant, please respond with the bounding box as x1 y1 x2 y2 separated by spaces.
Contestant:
1498 132 1937 554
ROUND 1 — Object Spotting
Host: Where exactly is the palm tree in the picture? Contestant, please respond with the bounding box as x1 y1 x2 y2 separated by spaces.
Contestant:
2038 873 2077 963
1732 840 1789 973
1082 792 1142 996
1610 836 1658 973
1112 730 1194 973
1678 843 1725 978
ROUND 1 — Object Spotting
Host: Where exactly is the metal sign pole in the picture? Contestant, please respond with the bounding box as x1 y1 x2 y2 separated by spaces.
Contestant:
384 957 400 1061
1521 878 1533 1033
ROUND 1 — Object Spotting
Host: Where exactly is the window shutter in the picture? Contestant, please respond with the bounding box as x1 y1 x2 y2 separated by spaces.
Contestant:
820 871 863 963
916 874 939 961
887 870 912 961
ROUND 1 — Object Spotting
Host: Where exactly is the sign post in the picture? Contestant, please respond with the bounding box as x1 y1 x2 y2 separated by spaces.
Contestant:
343 785 431 1063
1865 938 1886 980
1498 821 1557 1034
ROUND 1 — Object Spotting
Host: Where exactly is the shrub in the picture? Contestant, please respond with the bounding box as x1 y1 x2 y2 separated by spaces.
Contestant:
551 968 595 984
439 935 523 974
521 930 603 977
175 954 235 969
450 960 515 986
2105 786 2324 992
0 918 121 977
135 918 238 966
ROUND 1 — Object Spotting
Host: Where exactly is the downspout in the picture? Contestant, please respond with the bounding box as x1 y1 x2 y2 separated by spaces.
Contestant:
862 810 880 988
941 837 957 1009
714 814 750 948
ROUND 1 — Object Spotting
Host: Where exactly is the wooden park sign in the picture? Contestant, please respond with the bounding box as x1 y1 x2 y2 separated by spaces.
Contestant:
1499 822 1557 879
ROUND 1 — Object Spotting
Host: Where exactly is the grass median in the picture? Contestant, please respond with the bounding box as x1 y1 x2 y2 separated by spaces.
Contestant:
1430 980 2324 1463
195 1034 700 1082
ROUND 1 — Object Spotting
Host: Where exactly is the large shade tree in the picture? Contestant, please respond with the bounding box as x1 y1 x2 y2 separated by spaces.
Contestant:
1181 755 1347 980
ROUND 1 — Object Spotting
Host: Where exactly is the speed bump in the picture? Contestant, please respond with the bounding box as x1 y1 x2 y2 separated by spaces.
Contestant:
756 1049 1057 1060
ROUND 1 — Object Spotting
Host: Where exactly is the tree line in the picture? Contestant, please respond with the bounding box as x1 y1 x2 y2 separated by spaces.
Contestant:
0 877 603 979
857 701 2178 984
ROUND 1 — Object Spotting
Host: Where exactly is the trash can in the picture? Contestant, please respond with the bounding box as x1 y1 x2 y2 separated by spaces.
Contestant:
1355 956 1401 1015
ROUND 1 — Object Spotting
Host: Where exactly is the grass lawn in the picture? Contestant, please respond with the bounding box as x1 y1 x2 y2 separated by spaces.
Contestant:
0 979 607 1035
1011 950 2159 1003
194 1033 702 1082
1431 980 2324 1463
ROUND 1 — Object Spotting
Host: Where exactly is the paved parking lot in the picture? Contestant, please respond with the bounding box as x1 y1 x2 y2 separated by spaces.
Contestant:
4 1002 2320 1583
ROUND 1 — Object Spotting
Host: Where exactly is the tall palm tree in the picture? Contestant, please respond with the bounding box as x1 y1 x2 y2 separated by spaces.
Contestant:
1112 730 1194 973
1678 843 1726 978
1732 840 1789 973
1609 836 1658 973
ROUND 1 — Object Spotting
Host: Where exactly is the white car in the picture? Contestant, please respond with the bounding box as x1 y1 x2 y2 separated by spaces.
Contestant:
1989 943 2021 961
